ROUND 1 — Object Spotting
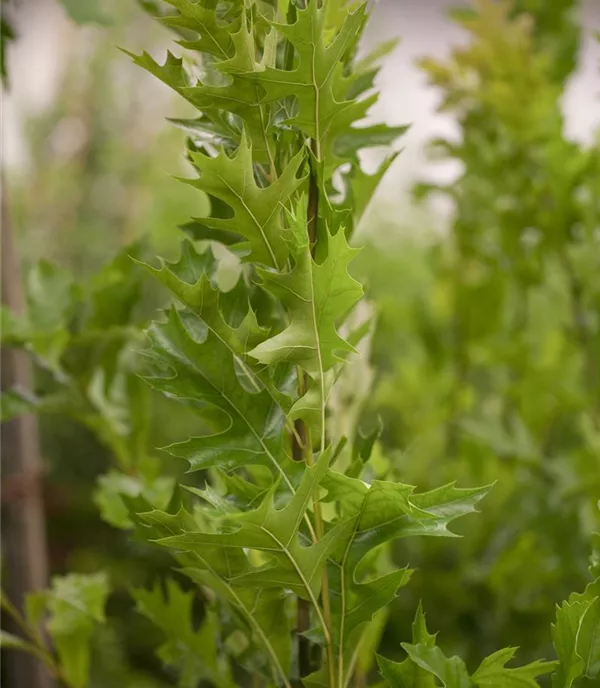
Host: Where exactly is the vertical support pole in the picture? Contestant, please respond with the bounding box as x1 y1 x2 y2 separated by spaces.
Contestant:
1 178 53 688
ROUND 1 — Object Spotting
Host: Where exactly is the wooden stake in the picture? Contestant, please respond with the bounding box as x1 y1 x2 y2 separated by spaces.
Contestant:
1 178 54 688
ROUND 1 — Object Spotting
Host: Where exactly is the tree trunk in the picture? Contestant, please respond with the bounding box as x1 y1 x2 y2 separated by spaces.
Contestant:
1 178 53 688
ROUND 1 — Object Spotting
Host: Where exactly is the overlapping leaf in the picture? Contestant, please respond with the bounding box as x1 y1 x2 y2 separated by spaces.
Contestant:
323 474 492 570
46 573 111 688
378 602 556 688
391 642 556 688
133 579 235 688
471 647 556 687
400 644 471 688
131 503 293 683
160 0 240 55
377 603 437 688
140 450 351 682
140 240 298 477
181 134 305 268
120 3 520 688
144 305 289 474
127 1 279 162
156 449 352 603
318 470 490 676
181 18 280 163
551 578 600 687
93 467 175 529
242 1 374 163
250 200 363 376
1 573 111 688
127 0 238 85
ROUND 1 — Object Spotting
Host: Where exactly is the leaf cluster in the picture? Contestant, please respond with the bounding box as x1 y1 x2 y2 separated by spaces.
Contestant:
1 573 110 688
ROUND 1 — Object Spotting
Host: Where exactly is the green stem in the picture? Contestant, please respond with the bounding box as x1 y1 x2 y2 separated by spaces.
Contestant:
292 370 313 678
306 129 336 685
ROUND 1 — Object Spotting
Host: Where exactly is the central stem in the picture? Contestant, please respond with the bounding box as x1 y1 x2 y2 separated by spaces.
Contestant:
307 135 336 687
291 132 335 683
292 373 312 679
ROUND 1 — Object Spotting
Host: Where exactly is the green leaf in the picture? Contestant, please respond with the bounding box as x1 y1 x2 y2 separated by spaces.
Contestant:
169 115 238 153
24 260 77 369
335 478 490 568
181 18 281 163
249 199 363 377
377 603 436 688
401 644 471 688
347 416 383 477
354 607 390 679
157 448 349 604
334 125 407 164
125 1 287 164
303 665 330 687
159 0 240 58
182 134 306 268
334 566 413 652
590 534 600 579
25 591 49 629
133 580 235 688
46 572 110 688
472 647 557 687
144 305 291 477
340 152 399 230
125 49 191 92
321 472 488 674
0 629 32 652
578 597 600 678
1 305 28 345
135 454 354 681
137 511 293 681
27 260 75 332
552 598 591 687
551 576 600 686
93 469 175 529
85 239 146 331
137 240 219 309
244 2 373 163
354 37 400 75
0 629 53 670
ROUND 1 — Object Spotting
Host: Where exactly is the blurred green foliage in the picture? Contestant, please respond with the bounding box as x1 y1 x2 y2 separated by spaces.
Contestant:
356 0 600 671
9 0 207 277
1 572 110 688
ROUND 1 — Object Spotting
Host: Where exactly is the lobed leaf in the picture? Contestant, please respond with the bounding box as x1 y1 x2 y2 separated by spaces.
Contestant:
377 603 437 688
46 573 110 688
181 134 306 268
250 200 363 377
144 306 290 475
133 579 235 688
242 1 373 164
